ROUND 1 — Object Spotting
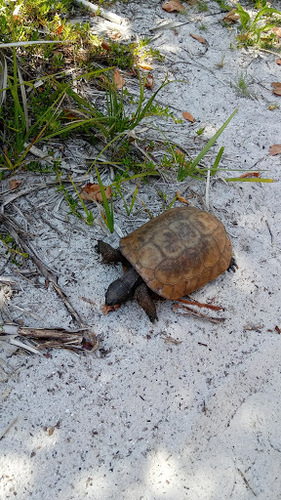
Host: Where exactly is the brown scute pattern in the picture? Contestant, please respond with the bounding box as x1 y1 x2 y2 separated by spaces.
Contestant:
120 206 232 300
137 242 163 269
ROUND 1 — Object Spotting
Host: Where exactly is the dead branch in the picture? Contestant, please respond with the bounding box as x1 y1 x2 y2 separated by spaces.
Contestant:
0 213 85 328
73 0 123 24
174 302 226 323
177 297 224 311
1 323 98 352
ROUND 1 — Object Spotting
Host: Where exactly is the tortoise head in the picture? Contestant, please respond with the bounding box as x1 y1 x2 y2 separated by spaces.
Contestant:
105 267 142 306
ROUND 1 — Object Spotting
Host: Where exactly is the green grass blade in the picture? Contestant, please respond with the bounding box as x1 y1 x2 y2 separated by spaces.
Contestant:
68 175 94 225
178 108 238 181
95 168 114 232
235 3 251 30
226 177 274 183
211 146 224 176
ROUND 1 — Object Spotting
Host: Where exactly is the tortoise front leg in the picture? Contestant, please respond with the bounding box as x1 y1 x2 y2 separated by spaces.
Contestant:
134 282 158 323
97 240 124 264
105 267 142 306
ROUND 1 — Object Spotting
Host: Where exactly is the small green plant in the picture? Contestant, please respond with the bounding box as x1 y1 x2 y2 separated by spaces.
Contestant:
0 71 68 172
115 184 139 216
23 160 61 174
233 72 251 97
0 233 28 265
157 190 168 203
235 3 281 47
56 181 82 220
195 127 206 136
42 71 177 155
105 42 135 70
101 38 164 70
197 2 208 13
216 55 225 69
214 0 231 11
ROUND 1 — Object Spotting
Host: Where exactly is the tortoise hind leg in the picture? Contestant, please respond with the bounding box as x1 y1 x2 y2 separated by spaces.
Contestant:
134 282 158 322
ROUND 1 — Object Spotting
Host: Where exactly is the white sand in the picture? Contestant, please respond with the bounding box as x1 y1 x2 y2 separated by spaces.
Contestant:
1 1 281 498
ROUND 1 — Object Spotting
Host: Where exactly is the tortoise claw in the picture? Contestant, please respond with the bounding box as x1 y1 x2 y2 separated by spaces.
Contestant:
228 256 238 272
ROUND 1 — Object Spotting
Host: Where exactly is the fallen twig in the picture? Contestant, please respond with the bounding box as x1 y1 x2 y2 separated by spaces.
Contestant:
7 337 42 355
0 417 18 441
1 323 98 352
73 0 123 24
237 468 257 497
177 297 224 311
174 302 226 323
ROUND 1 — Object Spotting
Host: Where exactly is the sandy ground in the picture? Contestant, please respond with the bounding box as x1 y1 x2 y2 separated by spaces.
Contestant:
1 1 281 499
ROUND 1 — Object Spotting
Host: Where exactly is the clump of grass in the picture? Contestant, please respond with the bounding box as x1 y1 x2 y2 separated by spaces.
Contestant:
96 38 164 70
233 72 251 97
235 2 281 49
197 1 209 13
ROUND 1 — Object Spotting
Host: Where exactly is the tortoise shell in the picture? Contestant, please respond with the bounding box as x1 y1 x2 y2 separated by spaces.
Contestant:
119 206 232 300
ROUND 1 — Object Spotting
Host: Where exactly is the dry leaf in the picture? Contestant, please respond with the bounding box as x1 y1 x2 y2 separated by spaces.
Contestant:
138 62 153 71
237 34 250 42
101 41 111 51
63 109 82 120
223 10 239 24
80 183 111 202
176 191 190 205
10 179 22 190
145 74 155 90
114 69 125 89
112 31 121 40
102 303 120 315
182 111 195 122
239 172 259 178
176 148 184 155
273 27 281 39
272 82 281 96
269 144 281 156
268 104 279 110
276 59 281 66
190 33 207 44
162 0 185 13
175 148 185 160
56 25 63 35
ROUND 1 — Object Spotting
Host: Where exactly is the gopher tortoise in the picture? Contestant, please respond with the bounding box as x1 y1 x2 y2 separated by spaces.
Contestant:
97 206 236 322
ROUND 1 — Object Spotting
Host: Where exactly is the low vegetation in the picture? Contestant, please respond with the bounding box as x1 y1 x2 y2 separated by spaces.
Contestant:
0 0 279 243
